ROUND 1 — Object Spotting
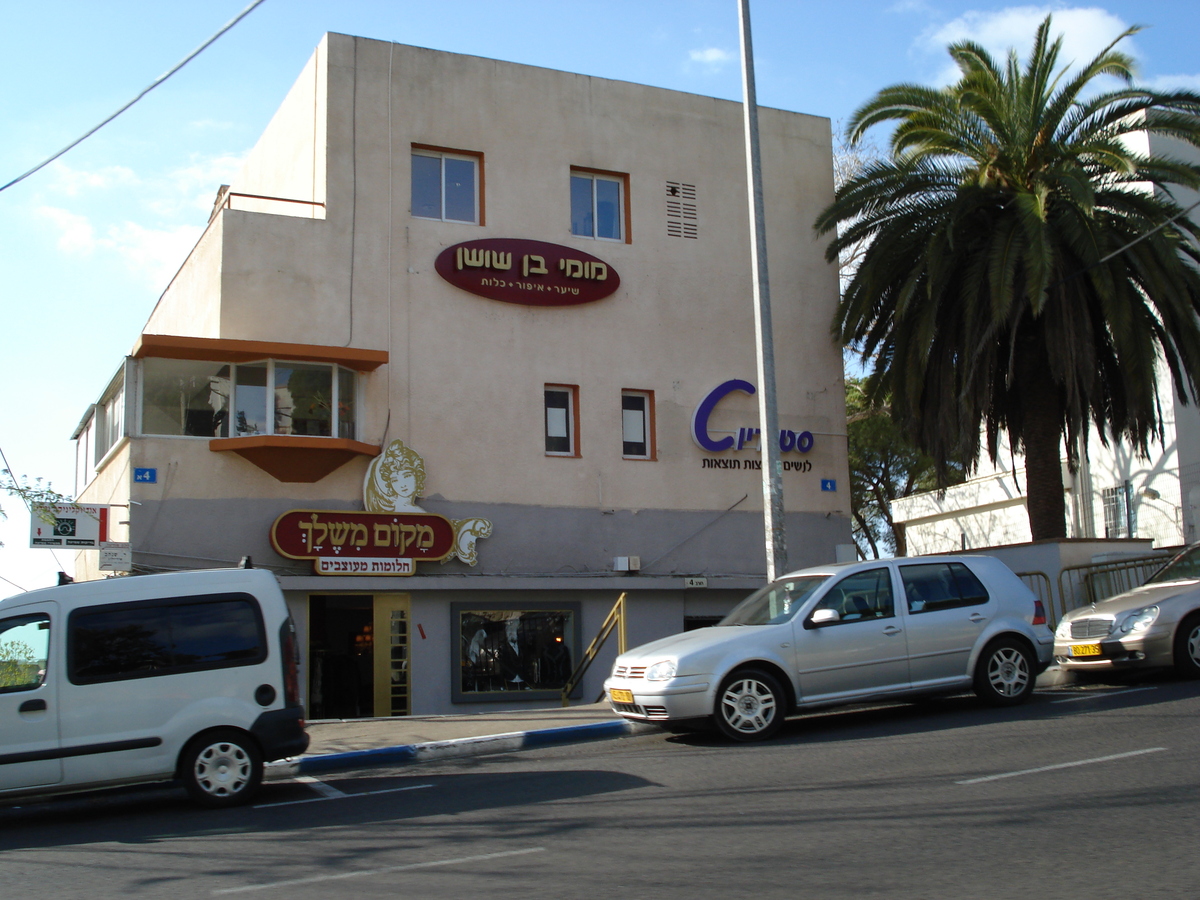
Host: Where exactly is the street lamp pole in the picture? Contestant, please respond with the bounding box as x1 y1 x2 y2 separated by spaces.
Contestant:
737 0 788 582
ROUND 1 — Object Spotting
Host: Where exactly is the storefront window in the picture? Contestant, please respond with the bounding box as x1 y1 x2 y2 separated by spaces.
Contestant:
140 358 358 440
142 359 230 437
453 603 580 702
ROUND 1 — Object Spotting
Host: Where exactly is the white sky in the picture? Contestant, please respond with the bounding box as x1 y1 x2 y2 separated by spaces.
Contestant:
1 0 1197 592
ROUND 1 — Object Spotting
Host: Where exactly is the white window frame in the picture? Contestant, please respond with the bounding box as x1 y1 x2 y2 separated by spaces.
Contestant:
621 390 653 460
571 170 625 241
411 149 480 224
545 386 578 457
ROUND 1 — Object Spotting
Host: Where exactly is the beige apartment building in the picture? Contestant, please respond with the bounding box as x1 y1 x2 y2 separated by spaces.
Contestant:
71 34 850 716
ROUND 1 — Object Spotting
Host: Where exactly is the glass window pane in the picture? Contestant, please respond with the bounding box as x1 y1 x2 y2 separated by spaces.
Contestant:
234 364 269 436
545 389 571 453
170 600 263 666
443 157 476 222
71 606 173 681
275 362 332 436
0 615 50 692
595 177 622 239
338 368 357 439
142 358 230 437
411 154 442 219
459 609 574 694
570 175 593 236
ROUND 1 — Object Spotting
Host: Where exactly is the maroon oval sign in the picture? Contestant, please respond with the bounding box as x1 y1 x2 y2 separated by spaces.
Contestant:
435 238 620 307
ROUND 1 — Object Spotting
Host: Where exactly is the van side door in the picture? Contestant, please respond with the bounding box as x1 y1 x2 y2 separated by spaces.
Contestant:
0 605 61 790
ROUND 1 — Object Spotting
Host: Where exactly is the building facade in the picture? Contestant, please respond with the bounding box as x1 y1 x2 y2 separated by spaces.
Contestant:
71 34 851 716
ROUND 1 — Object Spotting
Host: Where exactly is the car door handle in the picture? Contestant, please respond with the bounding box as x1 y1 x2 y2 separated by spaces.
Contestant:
882 626 903 636
969 613 987 623
19 699 47 713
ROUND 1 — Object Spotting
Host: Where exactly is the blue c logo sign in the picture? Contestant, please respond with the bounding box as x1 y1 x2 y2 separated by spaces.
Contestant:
691 379 756 452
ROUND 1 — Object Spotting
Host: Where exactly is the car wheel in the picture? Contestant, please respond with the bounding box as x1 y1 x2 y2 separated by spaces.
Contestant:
974 638 1035 706
714 668 785 741
180 729 263 808
1172 614 1200 679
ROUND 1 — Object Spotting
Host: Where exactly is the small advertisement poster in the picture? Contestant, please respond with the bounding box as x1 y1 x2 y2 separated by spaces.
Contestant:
29 503 109 549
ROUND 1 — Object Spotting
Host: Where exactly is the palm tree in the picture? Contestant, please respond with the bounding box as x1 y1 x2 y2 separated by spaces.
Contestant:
816 16 1200 541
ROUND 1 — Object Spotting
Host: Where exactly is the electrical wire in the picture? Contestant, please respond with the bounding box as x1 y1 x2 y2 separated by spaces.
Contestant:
0 0 268 194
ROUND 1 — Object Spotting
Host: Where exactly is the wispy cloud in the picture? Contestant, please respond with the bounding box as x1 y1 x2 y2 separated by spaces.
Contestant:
37 205 96 254
46 161 139 196
1145 73 1200 92
688 47 734 72
917 6 1135 85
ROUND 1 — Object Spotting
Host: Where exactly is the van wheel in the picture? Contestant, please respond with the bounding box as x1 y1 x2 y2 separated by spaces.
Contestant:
181 729 263 808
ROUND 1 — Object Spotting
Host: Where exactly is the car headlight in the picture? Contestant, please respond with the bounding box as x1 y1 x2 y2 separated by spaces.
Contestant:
1055 618 1073 640
645 660 677 681
1118 605 1159 635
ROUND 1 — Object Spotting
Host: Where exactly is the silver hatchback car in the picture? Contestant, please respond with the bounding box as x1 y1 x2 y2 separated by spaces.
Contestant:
605 555 1053 741
1054 543 1200 677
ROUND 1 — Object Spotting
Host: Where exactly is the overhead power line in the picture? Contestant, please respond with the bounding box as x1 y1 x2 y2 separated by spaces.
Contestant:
0 0 267 194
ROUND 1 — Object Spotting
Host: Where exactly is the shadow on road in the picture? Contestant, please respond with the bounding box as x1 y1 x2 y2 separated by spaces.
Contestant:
0 768 654 851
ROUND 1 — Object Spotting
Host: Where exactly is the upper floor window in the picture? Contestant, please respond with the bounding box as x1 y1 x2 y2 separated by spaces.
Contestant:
571 169 626 241
412 147 481 224
621 390 654 460
140 358 357 440
545 385 579 457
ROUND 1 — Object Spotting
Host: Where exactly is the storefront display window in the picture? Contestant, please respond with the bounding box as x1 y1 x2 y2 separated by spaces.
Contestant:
452 602 581 703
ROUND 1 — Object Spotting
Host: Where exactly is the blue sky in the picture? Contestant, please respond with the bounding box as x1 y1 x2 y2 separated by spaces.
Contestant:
1 0 1198 591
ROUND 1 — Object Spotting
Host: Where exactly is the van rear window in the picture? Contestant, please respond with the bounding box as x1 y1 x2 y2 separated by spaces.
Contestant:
69 593 266 684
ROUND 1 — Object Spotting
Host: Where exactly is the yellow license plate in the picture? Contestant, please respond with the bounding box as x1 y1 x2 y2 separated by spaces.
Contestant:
610 689 634 704
1070 643 1102 657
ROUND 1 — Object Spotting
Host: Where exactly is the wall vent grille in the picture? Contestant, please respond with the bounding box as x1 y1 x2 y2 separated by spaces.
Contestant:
666 181 698 239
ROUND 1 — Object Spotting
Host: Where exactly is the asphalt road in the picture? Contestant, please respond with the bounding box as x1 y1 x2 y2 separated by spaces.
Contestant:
3 676 1199 899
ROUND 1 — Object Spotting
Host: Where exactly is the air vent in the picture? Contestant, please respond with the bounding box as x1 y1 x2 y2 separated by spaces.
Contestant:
666 181 698 239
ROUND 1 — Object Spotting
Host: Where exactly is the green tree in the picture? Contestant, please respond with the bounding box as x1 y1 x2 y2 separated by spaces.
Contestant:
846 377 964 558
816 16 1200 541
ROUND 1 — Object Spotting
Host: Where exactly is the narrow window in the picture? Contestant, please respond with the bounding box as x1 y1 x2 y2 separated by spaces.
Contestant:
545 386 578 456
412 148 480 224
571 169 627 241
621 391 654 459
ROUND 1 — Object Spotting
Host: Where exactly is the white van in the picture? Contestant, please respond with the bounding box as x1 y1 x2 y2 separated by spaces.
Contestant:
0 567 308 808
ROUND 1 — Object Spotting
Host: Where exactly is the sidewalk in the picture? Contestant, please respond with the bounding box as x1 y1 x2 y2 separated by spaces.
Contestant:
268 702 653 778
269 667 1078 779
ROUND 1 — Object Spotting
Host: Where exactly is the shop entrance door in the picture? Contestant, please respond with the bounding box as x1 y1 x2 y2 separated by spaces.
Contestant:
373 593 411 717
308 595 374 719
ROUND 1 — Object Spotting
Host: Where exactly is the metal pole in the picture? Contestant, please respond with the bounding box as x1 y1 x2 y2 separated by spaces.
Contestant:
737 0 788 582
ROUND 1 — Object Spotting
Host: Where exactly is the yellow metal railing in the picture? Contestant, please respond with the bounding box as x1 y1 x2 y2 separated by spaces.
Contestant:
561 592 627 707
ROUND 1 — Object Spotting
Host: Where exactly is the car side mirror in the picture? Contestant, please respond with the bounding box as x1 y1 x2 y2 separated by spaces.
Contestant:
806 608 840 629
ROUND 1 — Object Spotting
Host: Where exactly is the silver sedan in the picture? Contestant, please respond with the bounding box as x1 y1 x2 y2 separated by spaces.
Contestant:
605 555 1053 741
1054 544 1200 676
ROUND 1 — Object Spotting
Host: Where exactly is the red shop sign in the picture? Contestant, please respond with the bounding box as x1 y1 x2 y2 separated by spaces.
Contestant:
271 509 456 576
435 238 620 307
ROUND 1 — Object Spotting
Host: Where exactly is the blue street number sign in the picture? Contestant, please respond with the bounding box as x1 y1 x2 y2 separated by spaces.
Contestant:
134 468 157 484
820 479 837 492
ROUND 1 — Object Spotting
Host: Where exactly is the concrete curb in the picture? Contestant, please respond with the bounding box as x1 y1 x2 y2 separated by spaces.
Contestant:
267 719 657 779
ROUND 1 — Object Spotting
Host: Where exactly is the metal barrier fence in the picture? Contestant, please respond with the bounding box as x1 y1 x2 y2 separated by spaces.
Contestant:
1051 551 1177 625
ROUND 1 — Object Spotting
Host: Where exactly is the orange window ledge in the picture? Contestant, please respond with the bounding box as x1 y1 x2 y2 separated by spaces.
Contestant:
210 436 381 483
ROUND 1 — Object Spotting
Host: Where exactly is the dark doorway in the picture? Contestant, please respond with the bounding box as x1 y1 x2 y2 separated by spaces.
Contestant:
309 595 373 719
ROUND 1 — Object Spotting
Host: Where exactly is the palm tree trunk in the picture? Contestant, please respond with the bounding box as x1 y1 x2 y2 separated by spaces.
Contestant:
1016 336 1068 540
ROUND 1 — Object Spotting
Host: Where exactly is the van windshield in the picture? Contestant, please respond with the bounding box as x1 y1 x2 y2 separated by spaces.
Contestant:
719 576 830 626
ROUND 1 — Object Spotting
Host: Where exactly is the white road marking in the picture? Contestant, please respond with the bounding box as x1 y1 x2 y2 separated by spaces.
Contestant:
254 782 434 808
956 747 1167 785
1051 686 1158 704
294 776 346 798
212 846 547 894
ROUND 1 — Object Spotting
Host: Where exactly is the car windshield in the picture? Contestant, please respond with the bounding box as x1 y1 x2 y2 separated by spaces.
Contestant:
719 576 831 626
1146 545 1200 584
